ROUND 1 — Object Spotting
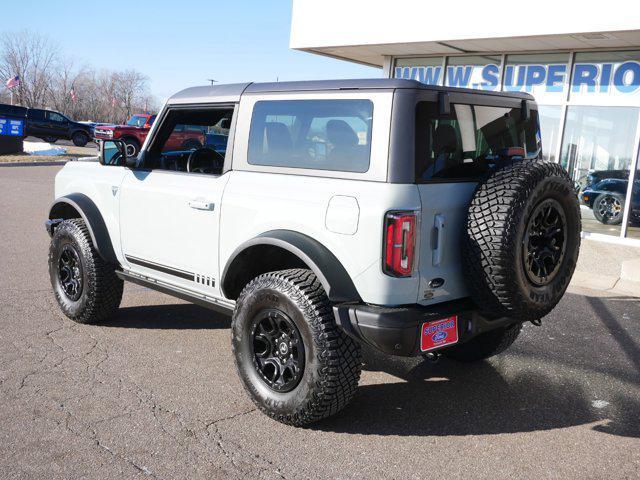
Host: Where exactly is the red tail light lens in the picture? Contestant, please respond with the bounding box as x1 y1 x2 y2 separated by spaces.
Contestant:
383 211 417 277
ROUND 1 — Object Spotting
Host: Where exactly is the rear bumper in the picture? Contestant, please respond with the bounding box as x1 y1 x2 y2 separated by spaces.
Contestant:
333 299 514 357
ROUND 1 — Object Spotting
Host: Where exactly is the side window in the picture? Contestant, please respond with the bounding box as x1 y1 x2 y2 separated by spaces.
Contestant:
247 99 373 173
147 107 234 175
48 112 66 123
415 100 540 181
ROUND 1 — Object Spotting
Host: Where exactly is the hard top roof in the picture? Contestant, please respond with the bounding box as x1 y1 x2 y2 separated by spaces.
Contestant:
167 78 534 104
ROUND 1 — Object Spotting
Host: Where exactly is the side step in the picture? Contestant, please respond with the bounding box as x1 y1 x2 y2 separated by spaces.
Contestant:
116 269 235 315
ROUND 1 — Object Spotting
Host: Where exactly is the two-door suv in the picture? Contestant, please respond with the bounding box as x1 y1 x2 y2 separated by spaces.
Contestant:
46 79 581 426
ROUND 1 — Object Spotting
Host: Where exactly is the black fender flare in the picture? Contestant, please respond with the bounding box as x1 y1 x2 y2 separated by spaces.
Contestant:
221 230 361 303
47 193 118 264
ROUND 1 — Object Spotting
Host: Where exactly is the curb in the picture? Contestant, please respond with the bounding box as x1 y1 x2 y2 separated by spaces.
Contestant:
0 160 69 167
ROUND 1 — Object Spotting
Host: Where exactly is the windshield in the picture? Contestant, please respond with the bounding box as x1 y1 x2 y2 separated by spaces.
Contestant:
127 115 149 127
415 101 541 181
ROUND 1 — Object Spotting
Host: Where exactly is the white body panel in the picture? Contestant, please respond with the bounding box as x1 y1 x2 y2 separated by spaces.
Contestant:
54 161 127 265
119 169 229 297
219 171 422 305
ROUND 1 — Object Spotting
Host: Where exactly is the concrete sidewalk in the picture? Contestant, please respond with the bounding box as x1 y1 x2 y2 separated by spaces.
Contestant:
570 238 640 296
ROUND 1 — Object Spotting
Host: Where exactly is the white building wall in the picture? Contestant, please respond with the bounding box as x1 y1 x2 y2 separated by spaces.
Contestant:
291 0 639 50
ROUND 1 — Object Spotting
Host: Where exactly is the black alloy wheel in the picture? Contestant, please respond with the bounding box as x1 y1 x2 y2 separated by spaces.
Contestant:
250 308 305 393
57 243 84 301
522 198 567 286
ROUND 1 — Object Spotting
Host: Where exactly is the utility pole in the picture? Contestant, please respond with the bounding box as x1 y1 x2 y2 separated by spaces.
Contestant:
207 79 217 85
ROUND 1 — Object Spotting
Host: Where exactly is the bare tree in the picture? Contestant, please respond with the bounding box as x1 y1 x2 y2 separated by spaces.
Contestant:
0 30 59 107
114 69 148 121
0 30 158 123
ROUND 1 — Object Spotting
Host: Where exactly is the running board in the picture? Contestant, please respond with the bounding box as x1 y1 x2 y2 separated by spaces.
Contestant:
116 269 235 315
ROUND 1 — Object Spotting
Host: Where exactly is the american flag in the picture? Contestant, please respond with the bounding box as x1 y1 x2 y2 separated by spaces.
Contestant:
70 88 77 102
5 75 20 89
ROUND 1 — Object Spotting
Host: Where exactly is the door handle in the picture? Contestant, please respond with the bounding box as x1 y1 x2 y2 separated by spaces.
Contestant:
432 214 445 266
188 199 215 211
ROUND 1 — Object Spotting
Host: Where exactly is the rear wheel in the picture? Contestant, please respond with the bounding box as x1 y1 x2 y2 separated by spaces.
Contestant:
593 193 625 225
42 136 58 144
443 323 522 362
72 131 89 147
48 219 123 324
231 269 362 426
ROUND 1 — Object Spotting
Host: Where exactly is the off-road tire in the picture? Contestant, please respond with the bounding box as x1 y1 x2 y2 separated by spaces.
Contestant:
72 131 89 147
463 160 581 322
48 219 123 324
593 193 625 225
443 323 522 362
232 269 362 426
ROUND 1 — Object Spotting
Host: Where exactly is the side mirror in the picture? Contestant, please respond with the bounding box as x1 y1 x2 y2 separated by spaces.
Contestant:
99 139 127 166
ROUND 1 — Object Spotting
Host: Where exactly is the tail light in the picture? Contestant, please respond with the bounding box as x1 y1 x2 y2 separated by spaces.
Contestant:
383 211 417 277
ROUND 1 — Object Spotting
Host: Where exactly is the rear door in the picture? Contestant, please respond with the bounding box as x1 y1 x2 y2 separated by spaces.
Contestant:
27 109 48 137
414 95 540 305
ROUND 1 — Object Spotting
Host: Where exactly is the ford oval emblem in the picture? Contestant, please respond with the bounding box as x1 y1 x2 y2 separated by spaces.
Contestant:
432 331 447 342
428 278 445 289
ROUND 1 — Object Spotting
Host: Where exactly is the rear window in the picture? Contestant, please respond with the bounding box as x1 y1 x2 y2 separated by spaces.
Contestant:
415 101 540 181
248 99 373 173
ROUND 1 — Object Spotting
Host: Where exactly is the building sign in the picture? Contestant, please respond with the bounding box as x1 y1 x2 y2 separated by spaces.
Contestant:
395 60 640 103
0 117 24 136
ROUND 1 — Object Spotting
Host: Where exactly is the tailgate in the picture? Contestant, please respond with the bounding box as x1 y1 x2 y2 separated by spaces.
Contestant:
416 182 477 305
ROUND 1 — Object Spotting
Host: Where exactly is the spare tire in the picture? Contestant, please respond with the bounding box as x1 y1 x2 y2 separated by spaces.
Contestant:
462 160 581 322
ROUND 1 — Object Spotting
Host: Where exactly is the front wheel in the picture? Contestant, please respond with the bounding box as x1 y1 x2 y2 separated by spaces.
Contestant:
48 219 123 324
231 269 362 426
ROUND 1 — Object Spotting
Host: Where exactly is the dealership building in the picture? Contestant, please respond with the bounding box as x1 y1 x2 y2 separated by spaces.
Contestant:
291 0 640 244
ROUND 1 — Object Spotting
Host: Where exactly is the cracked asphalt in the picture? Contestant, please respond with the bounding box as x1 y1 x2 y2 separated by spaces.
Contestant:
1 165 639 479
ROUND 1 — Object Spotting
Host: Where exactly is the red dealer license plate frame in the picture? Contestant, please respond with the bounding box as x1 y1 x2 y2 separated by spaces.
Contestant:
420 316 459 352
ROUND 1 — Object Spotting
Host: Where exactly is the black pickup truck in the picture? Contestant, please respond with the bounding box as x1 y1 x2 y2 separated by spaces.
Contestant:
0 104 94 146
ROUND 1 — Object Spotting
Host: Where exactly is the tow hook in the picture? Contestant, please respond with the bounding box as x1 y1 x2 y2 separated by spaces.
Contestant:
422 352 440 363
530 318 543 326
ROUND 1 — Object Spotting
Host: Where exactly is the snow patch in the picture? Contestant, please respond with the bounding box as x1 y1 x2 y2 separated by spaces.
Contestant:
23 141 67 156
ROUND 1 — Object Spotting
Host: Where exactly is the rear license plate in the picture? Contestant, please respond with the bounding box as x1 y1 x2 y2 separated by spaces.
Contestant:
420 316 459 352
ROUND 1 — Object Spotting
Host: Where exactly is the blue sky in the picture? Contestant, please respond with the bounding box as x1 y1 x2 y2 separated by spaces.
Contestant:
0 0 379 100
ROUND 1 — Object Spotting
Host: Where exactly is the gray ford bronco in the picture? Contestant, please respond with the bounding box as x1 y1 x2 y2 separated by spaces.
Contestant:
46 79 581 426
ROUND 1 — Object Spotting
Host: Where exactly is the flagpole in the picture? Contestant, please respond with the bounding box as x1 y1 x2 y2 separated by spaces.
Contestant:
10 89 13 106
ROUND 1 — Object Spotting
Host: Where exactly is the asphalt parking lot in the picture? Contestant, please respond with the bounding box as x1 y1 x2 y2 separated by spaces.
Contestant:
0 165 639 479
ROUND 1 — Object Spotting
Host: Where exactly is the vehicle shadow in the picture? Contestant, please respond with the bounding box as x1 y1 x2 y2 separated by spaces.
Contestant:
313 345 640 438
96 303 231 330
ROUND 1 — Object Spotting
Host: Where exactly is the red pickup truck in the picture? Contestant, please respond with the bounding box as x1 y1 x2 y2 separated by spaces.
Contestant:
94 114 205 157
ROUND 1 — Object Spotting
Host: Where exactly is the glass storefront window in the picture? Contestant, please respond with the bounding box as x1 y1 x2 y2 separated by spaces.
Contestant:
561 106 639 236
394 57 443 85
504 53 570 105
571 51 640 106
624 155 640 239
444 55 502 91
538 105 562 162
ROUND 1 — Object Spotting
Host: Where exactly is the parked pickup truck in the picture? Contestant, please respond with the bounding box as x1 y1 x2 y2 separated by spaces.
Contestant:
0 103 94 146
46 79 581 426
